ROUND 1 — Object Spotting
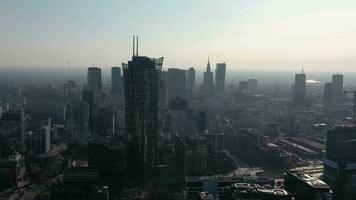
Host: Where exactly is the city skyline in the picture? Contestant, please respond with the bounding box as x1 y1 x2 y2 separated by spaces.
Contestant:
1 0 356 70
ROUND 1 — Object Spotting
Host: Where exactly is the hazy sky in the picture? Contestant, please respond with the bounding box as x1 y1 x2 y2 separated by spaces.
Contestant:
1 0 356 71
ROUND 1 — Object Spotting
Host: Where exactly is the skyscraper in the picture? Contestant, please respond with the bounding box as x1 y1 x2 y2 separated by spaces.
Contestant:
111 66 121 95
332 74 344 106
167 68 187 100
123 35 163 173
203 57 214 91
186 67 195 91
215 63 226 92
87 67 102 91
293 73 306 106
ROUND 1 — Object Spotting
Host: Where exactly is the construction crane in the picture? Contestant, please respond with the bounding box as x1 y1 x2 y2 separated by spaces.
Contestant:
344 91 356 125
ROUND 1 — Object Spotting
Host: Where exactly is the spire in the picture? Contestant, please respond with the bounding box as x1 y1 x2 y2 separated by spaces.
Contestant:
302 67 304 74
207 55 211 70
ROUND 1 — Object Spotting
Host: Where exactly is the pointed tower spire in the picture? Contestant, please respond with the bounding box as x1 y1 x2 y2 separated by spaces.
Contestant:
207 55 211 70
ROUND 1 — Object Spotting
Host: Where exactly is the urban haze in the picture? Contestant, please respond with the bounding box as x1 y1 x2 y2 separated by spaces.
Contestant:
0 1 356 200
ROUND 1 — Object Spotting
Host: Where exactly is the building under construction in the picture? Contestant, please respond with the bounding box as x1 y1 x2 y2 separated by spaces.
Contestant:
122 35 163 175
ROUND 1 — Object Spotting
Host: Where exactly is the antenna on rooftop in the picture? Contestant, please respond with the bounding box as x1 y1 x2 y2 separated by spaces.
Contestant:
132 35 135 57
136 35 139 56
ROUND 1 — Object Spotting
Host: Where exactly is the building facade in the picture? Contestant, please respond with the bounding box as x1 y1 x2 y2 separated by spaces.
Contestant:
123 55 163 173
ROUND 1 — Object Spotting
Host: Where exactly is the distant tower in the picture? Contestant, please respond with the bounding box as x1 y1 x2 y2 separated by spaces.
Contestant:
293 72 306 106
87 67 102 91
111 66 121 95
215 63 226 92
167 68 187 100
123 35 163 173
203 56 214 91
332 74 344 106
186 67 196 91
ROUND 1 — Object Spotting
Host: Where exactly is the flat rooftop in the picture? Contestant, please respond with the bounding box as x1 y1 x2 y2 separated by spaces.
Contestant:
287 170 330 189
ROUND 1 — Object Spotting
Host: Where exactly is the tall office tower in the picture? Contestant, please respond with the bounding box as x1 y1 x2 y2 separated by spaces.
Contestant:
111 66 121 95
87 67 102 91
123 35 163 173
203 57 214 91
332 74 344 106
323 126 356 198
247 79 258 91
323 82 333 109
293 73 306 106
186 67 195 90
215 63 226 92
167 68 187 100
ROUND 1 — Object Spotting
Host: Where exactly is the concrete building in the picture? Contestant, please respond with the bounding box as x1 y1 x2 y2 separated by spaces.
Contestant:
87 67 102 91
293 73 306 106
122 37 163 173
215 63 226 93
